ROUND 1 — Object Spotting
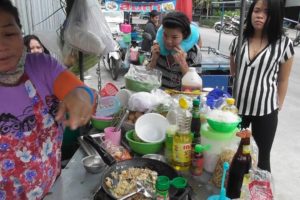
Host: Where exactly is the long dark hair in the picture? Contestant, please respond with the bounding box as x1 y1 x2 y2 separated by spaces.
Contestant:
24 34 50 54
162 11 191 39
0 0 22 29
244 0 284 45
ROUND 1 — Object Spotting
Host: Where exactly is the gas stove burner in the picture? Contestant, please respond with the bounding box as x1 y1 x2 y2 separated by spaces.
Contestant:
93 184 196 200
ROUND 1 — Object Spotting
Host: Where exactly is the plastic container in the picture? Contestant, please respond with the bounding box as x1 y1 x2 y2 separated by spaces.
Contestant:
156 176 170 200
100 83 119 97
95 96 121 117
201 123 238 173
181 67 202 92
120 23 132 33
130 46 139 62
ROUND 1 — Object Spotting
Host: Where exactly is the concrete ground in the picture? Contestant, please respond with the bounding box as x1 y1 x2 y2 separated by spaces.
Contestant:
83 27 300 200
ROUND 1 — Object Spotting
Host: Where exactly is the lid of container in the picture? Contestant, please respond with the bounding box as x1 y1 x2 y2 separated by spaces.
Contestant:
189 67 196 72
201 123 237 140
193 99 200 107
226 98 235 105
171 177 187 189
194 144 210 153
156 176 170 191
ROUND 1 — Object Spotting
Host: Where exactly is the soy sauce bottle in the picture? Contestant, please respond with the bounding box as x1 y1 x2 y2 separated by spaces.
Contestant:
226 130 252 199
191 99 201 148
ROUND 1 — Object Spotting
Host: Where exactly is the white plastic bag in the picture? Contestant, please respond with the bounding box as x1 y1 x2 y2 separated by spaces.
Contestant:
64 0 114 56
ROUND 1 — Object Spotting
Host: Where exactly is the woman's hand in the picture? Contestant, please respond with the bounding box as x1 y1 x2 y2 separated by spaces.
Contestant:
55 87 94 130
148 42 160 69
173 46 189 74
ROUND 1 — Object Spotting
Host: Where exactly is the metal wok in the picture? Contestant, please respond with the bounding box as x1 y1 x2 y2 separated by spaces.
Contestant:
83 135 179 199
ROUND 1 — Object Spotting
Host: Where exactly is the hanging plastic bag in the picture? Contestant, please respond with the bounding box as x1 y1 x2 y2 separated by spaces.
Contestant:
64 0 114 56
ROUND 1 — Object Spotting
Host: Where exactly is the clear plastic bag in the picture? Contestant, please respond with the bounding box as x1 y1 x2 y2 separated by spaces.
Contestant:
64 0 114 56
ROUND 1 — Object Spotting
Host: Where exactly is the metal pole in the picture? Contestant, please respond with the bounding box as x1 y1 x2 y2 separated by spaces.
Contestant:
78 51 84 82
218 2 225 50
233 0 246 98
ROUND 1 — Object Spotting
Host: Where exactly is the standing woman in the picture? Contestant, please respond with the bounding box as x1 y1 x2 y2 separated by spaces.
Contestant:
229 0 294 172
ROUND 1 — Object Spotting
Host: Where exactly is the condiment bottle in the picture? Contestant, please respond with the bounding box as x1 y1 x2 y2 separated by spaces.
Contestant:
190 144 209 176
156 176 170 200
172 97 193 171
226 129 252 199
181 67 202 92
191 98 201 148
221 98 238 114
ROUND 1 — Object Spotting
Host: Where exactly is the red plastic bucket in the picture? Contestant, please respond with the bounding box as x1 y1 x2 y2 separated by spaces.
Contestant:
100 83 119 97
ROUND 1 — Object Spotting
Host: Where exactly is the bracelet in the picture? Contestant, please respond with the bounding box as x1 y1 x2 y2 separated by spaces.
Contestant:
77 86 94 105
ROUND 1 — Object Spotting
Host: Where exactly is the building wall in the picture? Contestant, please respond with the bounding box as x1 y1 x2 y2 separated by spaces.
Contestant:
11 0 66 35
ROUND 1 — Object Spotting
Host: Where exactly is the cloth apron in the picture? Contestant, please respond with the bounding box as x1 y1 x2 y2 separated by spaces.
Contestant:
0 74 62 200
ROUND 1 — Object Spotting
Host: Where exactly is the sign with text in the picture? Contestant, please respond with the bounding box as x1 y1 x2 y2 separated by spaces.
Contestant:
105 0 176 12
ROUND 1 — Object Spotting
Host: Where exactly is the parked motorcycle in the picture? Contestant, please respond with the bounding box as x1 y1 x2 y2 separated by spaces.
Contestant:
293 23 300 47
214 16 240 36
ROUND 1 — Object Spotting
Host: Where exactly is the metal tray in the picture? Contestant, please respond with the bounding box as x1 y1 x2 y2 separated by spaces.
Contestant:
78 133 105 156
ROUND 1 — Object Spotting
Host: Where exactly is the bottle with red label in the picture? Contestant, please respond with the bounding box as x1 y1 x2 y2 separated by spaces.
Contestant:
190 144 210 176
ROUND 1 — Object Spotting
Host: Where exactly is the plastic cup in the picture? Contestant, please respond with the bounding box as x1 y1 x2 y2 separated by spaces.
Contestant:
104 127 121 145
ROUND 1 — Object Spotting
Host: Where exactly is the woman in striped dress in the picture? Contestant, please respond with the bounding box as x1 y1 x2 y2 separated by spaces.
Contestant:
229 0 294 172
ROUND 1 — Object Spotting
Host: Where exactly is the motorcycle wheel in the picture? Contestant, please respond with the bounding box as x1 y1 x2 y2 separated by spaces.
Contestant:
232 27 239 36
293 37 300 47
223 25 232 34
109 57 120 80
214 24 222 33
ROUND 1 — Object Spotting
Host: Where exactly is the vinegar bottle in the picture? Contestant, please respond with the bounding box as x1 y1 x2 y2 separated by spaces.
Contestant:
172 97 193 171
226 129 252 199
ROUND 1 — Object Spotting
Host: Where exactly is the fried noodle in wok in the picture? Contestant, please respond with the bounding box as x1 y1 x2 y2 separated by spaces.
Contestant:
105 167 158 199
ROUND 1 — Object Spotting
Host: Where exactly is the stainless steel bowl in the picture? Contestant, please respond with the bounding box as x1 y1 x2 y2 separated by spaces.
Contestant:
82 155 105 174
142 154 167 163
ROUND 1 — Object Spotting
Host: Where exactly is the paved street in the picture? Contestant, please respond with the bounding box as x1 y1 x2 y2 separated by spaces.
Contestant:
84 27 300 200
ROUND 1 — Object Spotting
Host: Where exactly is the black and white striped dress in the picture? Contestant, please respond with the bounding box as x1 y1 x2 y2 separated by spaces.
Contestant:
230 36 294 116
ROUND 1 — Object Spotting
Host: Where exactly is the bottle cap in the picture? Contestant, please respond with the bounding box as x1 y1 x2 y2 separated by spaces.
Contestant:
194 144 210 153
156 176 170 191
193 99 200 107
179 97 189 110
226 98 235 105
171 177 187 189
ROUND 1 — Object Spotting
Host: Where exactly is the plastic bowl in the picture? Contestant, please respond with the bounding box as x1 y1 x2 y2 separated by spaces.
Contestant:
206 118 241 133
135 113 169 143
91 116 113 131
125 130 164 155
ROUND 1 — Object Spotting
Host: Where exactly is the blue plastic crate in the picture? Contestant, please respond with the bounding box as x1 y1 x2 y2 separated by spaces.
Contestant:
202 75 229 92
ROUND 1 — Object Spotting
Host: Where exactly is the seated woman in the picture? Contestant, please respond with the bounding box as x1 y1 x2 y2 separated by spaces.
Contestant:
148 11 201 90
24 34 50 54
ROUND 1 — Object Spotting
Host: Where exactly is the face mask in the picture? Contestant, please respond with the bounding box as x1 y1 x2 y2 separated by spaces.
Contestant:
0 50 26 85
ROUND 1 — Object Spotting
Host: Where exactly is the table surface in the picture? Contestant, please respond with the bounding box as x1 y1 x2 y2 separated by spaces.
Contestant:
44 146 223 200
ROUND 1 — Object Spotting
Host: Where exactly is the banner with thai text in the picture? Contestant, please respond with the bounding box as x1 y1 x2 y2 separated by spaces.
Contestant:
104 0 177 12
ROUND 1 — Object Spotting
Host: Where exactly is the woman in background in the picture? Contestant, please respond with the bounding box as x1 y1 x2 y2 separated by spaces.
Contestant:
24 34 50 54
